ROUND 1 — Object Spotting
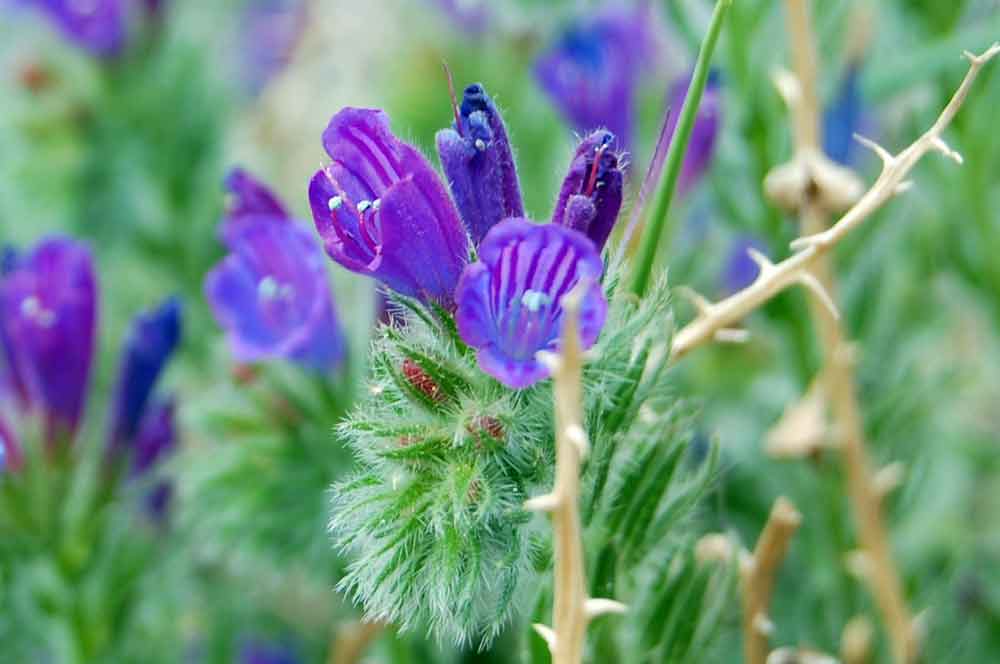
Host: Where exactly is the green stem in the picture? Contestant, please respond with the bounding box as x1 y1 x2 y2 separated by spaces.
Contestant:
628 0 733 298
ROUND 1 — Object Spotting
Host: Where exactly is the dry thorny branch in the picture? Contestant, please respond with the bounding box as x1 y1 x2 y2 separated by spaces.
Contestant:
673 10 998 664
527 285 626 664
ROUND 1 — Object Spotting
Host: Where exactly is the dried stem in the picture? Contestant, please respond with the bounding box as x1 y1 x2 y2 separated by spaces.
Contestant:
741 497 802 664
328 620 384 664
526 287 626 664
669 41 1000 362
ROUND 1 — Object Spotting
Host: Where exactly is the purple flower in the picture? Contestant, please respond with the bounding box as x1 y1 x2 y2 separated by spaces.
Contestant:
238 0 306 94
551 130 625 252
429 0 490 34
108 296 182 451
663 70 722 196
722 235 768 294
23 0 127 58
309 108 469 305
436 82 525 245
823 64 862 166
240 639 300 664
221 168 290 244
0 238 97 442
455 219 607 388
205 217 345 371
533 3 657 150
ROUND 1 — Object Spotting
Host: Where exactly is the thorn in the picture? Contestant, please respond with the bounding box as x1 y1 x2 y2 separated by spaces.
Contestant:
894 180 914 195
753 612 775 636
677 286 714 316
525 492 561 513
747 247 774 272
964 43 1000 66
714 328 751 344
853 133 894 166
532 624 557 653
565 424 589 458
585 598 627 620
771 67 801 108
696 533 742 564
873 462 905 497
931 136 963 164
789 232 825 252
798 272 840 320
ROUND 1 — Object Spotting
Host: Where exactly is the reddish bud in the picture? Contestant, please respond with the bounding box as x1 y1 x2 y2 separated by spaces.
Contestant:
402 358 445 403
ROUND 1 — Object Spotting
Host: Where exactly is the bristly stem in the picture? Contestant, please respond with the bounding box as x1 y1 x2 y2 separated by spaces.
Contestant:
627 0 732 299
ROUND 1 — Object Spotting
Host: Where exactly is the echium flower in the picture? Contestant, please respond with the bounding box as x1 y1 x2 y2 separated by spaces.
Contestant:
551 129 624 252
0 237 97 442
19 0 127 58
663 69 722 196
207 170 345 371
823 63 863 166
455 219 607 388
107 296 182 453
436 82 525 245
221 168 289 243
533 2 658 149
239 638 300 664
308 108 469 305
238 0 307 95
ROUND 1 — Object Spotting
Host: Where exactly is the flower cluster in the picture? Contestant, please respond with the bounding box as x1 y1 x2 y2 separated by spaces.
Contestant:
308 83 625 388
0 238 182 509
206 169 346 372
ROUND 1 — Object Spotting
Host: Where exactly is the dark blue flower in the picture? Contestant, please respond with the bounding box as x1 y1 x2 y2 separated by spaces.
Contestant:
108 296 182 451
455 219 606 388
436 82 525 245
551 130 625 252
533 3 657 150
240 638 301 664
0 237 97 442
309 108 469 306
823 64 862 166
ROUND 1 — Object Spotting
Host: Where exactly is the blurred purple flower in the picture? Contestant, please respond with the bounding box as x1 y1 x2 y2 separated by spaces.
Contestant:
533 2 657 150
0 237 97 443
429 0 490 34
722 235 768 294
21 0 127 58
131 398 176 520
308 108 469 306
221 168 290 245
455 219 606 389
108 296 182 453
238 0 306 94
823 64 862 166
0 414 21 472
240 639 300 664
663 70 722 196
436 82 525 245
551 130 625 252
205 217 345 371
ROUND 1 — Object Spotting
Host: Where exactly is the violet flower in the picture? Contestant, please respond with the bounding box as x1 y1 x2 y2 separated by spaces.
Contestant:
22 0 127 58
0 237 97 442
722 235 768 294
823 64 862 166
107 296 182 452
436 82 525 245
551 130 625 252
221 168 290 245
131 398 176 520
238 0 306 95
533 3 657 150
240 639 300 664
663 69 722 196
308 108 469 305
455 219 607 389
429 0 490 34
205 217 345 371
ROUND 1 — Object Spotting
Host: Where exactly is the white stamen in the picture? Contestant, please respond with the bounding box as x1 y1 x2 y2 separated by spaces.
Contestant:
371 198 381 211
20 296 56 328
327 195 343 211
474 138 487 152
357 200 372 214
521 290 550 312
